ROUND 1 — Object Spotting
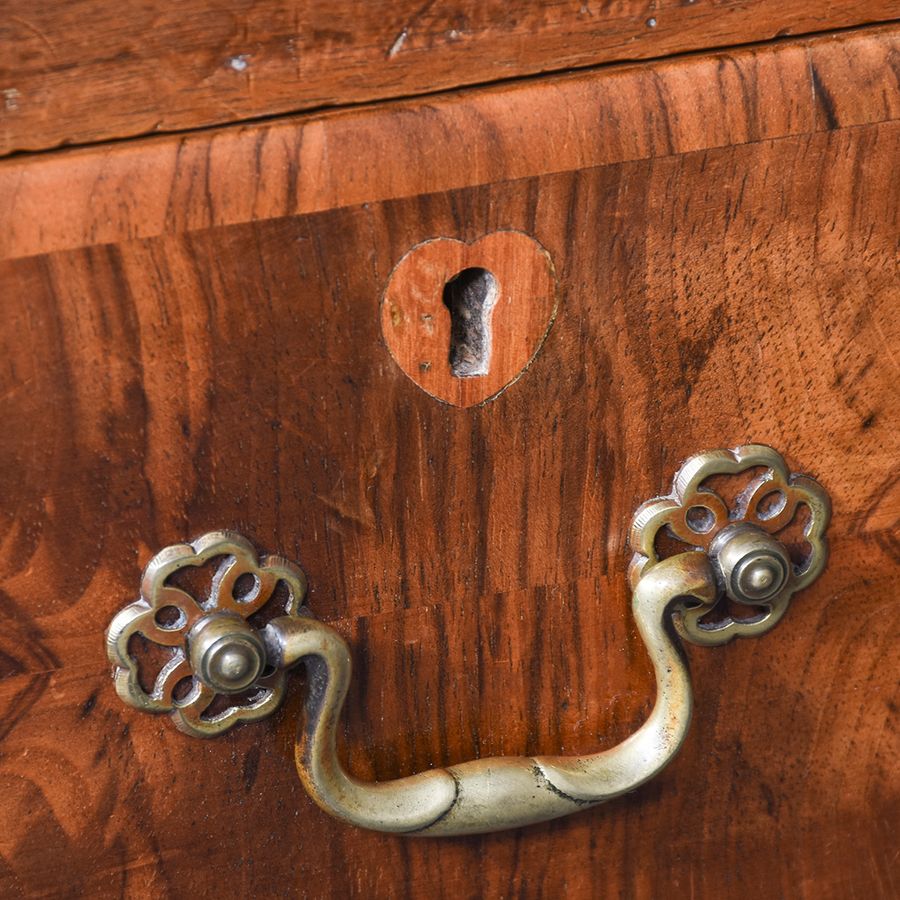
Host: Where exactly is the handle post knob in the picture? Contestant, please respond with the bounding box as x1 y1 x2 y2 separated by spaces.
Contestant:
189 613 268 694
711 524 792 604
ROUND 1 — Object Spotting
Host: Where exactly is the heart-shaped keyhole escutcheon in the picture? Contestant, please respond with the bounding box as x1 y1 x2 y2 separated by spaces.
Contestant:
381 232 558 407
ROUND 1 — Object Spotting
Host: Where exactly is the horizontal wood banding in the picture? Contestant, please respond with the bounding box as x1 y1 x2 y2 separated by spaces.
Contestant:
0 27 898 262
0 1 898 156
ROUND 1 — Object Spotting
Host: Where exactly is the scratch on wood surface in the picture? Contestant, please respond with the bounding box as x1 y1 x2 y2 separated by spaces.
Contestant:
387 28 408 58
10 16 55 54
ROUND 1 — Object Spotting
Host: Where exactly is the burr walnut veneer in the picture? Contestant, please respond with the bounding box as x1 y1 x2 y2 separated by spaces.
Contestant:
0 7 898 898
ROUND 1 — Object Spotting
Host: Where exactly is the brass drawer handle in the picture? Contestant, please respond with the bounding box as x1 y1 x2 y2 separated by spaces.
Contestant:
106 444 830 835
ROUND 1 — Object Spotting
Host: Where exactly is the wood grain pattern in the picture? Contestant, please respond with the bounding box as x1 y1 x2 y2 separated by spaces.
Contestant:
381 231 558 407
1 0 899 156
2 26 898 263
1 25 898 900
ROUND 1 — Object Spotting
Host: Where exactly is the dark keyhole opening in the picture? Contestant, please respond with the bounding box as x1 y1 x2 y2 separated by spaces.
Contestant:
442 267 499 378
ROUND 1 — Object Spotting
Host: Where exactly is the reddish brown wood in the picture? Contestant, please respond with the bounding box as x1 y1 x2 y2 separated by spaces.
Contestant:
1 26 898 263
381 231 558 407
0 24 898 900
1 0 898 156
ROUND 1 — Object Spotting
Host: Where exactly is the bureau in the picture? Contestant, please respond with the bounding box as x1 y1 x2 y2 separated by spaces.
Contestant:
0 3 898 897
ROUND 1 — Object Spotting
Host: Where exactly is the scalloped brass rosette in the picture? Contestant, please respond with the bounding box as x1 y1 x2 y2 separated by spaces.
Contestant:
629 444 831 646
106 531 308 736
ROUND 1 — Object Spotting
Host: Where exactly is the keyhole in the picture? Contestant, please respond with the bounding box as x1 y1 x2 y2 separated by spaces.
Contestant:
442 267 499 378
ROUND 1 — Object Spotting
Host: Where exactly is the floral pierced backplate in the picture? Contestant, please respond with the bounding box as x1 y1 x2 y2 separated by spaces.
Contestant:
629 444 831 645
106 531 309 736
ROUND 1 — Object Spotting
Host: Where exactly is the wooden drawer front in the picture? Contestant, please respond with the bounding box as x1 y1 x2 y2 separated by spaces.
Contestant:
0 26 897 899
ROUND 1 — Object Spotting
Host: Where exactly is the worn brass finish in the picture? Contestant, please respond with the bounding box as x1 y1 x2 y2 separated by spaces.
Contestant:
106 444 830 833
711 524 791 603
189 613 268 694
262 551 716 834
630 443 830 646
105 531 309 737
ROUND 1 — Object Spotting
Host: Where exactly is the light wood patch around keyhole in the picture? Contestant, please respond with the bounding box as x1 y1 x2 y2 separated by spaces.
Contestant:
381 232 558 407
